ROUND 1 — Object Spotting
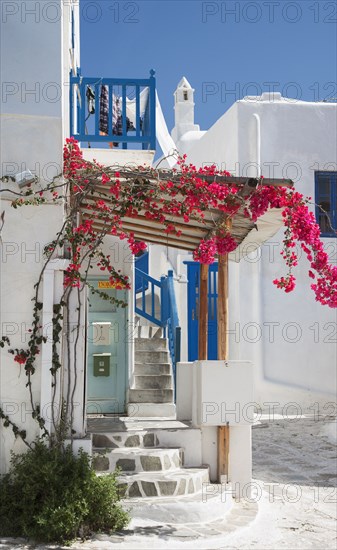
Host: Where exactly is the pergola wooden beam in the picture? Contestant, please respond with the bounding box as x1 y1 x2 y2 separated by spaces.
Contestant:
83 200 217 229
88 220 198 251
89 168 293 188
80 174 293 254
216 219 232 482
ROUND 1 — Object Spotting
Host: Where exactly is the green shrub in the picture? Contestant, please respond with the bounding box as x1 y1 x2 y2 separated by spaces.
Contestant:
0 441 129 544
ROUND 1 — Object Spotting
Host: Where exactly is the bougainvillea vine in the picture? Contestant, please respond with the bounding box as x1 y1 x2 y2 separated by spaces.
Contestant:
1 136 336 447
60 138 337 307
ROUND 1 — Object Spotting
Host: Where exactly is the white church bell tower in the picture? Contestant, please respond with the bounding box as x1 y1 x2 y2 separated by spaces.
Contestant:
171 77 200 143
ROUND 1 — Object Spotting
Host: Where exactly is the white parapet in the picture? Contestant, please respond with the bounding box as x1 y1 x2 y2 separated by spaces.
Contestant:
176 360 254 497
81 148 155 168
192 360 254 427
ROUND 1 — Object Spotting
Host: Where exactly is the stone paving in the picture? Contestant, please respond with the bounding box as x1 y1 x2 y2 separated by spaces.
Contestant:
1 416 336 549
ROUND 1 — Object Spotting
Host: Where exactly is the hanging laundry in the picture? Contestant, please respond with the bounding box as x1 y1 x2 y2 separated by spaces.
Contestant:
99 84 109 135
99 85 123 138
86 86 95 115
112 96 122 136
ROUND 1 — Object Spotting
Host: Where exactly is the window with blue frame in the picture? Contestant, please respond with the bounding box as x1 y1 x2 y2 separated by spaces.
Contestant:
71 7 75 51
315 172 337 237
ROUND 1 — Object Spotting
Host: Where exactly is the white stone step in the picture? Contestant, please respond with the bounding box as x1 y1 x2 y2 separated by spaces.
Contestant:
134 362 171 375
116 467 209 498
136 325 164 339
93 446 183 473
127 403 177 418
134 374 173 390
92 430 160 449
129 388 174 404
135 350 170 363
126 484 233 524
135 338 168 351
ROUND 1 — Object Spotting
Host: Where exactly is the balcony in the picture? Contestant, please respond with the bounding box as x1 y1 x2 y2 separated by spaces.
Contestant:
69 70 156 165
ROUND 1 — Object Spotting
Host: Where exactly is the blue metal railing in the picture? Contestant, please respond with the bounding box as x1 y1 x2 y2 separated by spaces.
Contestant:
135 269 164 327
69 69 156 150
165 271 181 397
134 268 181 398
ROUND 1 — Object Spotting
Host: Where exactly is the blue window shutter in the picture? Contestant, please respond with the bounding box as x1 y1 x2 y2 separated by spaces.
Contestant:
315 172 337 237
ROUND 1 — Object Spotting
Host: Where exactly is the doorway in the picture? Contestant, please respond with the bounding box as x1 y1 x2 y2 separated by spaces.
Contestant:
86 278 127 414
186 262 218 361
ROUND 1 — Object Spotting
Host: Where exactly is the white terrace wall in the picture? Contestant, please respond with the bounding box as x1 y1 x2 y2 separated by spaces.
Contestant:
174 95 337 413
0 1 79 472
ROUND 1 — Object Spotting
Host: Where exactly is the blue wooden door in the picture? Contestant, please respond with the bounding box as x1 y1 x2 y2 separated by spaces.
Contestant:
186 262 218 361
86 279 127 414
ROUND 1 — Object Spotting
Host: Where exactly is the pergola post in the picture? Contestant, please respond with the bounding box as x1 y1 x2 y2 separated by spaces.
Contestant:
217 220 231 483
198 263 209 361
217 253 229 360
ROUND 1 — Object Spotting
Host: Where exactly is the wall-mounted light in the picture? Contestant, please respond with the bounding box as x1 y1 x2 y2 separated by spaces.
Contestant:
1 170 38 188
15 170 37 188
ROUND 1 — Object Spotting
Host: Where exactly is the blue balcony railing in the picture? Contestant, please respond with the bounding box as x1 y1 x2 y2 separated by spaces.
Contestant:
69 69 156 150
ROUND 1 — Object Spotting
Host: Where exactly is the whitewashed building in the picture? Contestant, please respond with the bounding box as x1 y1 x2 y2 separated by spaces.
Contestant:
0 0 155 471
0 0 336 513
157 78 337 417
0 0 79 469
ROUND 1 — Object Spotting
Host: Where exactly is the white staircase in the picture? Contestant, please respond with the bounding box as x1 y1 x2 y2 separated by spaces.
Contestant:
91 421 233 523
127 321 176 418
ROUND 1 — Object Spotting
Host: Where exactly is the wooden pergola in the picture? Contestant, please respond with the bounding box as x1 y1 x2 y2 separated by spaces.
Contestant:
81 173 291 251
80 170 293 480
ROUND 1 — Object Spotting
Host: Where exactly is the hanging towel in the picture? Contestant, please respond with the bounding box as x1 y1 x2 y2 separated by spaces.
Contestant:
113 96 122 135
155 90 178 168
125 88 149 126
99 85 123 136
99 85 109 134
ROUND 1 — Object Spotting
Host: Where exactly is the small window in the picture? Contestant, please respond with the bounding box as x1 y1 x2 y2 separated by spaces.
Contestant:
315 172 337 237
183 91 188 101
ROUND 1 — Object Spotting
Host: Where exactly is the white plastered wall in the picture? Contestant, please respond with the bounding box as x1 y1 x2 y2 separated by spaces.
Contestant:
174 96 337 412
0 0 79 470
0 201 64 472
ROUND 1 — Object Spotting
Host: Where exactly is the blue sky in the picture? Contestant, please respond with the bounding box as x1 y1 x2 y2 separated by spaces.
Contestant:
80 0 337 132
